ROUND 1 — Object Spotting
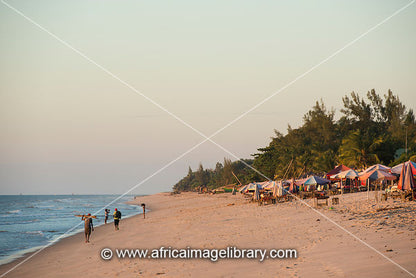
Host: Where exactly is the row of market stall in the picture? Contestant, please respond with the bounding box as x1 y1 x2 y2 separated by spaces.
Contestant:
239 160 416 200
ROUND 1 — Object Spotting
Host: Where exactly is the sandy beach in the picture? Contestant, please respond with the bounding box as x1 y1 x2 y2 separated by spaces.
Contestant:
0 192 415 278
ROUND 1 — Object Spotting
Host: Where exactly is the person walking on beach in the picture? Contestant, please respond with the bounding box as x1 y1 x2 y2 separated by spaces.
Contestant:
104 209 109 224
113 208 121 231
82 214 94 243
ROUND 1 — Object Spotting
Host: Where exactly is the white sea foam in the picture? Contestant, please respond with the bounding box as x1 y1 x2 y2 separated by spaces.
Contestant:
25 231 44 236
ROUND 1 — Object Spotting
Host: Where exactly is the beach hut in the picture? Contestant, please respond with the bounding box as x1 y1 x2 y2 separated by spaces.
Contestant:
392 160 416 176
397 163 415 191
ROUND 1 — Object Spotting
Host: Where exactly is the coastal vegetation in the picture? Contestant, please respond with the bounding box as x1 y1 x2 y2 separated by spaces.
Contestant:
173 90 416 192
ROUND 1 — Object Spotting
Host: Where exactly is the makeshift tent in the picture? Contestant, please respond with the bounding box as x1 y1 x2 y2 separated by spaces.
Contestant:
238 184 249 193
270 181 284 197
239 183 259 193
262 181 275 190
398 163 415 190
392 160 416 176
326 165 351 179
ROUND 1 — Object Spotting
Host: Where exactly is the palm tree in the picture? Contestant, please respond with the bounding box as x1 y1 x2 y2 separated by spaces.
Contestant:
338 130 383 169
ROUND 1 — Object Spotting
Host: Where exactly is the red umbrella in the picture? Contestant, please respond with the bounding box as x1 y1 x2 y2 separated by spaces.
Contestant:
326 165 351 180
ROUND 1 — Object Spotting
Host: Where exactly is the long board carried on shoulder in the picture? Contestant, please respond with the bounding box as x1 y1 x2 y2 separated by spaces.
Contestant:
75 214 97 219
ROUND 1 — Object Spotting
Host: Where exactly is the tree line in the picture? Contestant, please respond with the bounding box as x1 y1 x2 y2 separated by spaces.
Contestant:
173 90 416 192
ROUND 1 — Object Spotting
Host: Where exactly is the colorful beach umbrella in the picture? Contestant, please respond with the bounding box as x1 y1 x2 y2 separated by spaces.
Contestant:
303 175 331 186
359 169 396 181
362 164 391 174
391 160 416 175
326 165 351 179
398 163 415 190
330 169 359 179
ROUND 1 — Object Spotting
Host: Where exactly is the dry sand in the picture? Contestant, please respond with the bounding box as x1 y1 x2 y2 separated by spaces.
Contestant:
0 191 415 277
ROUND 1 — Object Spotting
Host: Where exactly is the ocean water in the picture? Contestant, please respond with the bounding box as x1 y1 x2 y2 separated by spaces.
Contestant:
0 195 142 265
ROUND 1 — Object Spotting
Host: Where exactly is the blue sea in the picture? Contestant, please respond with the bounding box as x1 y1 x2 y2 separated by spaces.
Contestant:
0 195 142 265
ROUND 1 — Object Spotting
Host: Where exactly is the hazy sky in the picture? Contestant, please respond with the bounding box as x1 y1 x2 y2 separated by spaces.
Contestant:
1 0 415 194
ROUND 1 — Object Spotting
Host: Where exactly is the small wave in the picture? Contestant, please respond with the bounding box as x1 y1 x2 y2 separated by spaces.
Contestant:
47 230 58 233
36 205 54 208
6 210 20 214
25 231 44 236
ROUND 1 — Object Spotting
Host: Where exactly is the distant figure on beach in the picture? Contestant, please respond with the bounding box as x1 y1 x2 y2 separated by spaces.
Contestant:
141 203 146 219
113 208 121 231
81 213 94 243
104 209 109 224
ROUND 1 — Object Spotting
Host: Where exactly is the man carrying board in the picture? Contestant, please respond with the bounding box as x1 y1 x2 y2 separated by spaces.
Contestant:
113 208 121 231
81 213 94 243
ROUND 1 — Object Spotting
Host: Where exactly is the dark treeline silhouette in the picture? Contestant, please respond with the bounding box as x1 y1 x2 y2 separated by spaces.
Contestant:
173 90 416 192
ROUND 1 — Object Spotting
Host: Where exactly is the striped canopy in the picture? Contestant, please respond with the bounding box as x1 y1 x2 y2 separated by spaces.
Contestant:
330 169 359 179
392 160 416 175
303 176 331 185
362 164 391 174
359 169 396 181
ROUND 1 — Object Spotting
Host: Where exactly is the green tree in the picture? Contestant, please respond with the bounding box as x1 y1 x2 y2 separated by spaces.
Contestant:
338 130 383 169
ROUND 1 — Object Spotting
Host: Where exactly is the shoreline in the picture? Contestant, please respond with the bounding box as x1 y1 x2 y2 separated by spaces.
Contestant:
0 192 415 277
0 197 144 268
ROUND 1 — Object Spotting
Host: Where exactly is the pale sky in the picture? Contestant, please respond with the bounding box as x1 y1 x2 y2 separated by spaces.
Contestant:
1 0 415 194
